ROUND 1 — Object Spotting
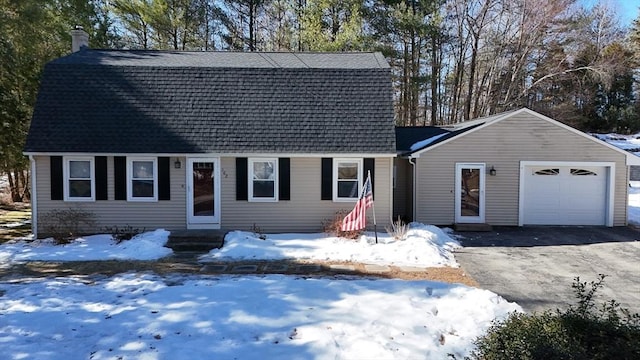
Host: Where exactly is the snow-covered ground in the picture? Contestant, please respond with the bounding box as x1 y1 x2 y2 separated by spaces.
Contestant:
0 174 7 190
0 230 172 267
0 274 518 359
593 133 640 154
629 181 640 225
0 224 522 359
201 223 459 267
594 133 640 225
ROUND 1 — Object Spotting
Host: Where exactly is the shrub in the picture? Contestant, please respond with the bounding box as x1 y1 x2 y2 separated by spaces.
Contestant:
385 216 408 240
41 208 96 244
251 223 266 240
103 225 145 243
322 210 363 240
470 274 640 360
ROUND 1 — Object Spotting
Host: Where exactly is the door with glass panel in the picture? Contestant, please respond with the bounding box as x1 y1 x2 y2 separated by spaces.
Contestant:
454 163 485 223
187 158 220 227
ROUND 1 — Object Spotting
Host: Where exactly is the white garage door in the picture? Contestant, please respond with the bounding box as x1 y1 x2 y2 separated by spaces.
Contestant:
522 165 607 225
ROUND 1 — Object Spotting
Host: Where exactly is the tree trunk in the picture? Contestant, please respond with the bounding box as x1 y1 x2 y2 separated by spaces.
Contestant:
249 1 256 51
8 170 21 202
430 32 438 126
20 170 30 201
465 36 479 121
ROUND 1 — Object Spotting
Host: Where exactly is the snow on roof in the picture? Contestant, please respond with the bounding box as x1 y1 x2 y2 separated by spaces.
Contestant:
410 132 449 151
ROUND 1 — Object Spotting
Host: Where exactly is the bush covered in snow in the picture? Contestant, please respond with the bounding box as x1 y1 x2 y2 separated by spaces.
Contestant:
470 274 640 360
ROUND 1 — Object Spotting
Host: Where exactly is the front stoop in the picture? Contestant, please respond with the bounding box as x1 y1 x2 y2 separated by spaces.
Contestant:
454 223 493 232
166 230 226 252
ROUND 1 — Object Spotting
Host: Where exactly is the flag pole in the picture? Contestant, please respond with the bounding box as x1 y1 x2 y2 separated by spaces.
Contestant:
368 170 378 244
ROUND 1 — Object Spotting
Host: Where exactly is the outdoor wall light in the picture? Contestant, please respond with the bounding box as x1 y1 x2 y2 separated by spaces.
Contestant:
489 166 496 176
174 158 182 169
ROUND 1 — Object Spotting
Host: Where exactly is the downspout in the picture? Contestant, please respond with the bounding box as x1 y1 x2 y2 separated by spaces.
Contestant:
408 156 416 222
29 155 37 239
389 157 394 225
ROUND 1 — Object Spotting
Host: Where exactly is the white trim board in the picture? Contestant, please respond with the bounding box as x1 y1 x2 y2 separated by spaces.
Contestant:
25 152 397 158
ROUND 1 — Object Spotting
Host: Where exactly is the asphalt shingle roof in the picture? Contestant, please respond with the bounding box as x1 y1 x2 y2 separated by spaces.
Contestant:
25 50 395 154
395 123 485 155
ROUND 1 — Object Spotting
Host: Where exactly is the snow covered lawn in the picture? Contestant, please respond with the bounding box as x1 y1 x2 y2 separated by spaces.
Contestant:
629 181 640 225
0 230 172 267
0 273 519 359
201 223 460 267
0 223 523 358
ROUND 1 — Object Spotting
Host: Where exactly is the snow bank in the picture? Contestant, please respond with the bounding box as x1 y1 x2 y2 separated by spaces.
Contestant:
201 223 460 267
0 229 171 266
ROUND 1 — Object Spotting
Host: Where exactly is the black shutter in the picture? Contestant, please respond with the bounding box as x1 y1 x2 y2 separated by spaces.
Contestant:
364 158 375 196
95 156 108 200
50 156 63 200
158 157 170 200
114 156 127 200
321 158 332 200
279 158 290 201
236 157 248 201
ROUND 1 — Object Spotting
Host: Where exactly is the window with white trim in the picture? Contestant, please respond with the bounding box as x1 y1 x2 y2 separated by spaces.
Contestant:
249 158 278 202
127 157 158 201
64 157 94 201
334 158 362 201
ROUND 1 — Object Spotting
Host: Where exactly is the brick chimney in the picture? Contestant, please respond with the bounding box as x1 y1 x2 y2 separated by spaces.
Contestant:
70 26 89 52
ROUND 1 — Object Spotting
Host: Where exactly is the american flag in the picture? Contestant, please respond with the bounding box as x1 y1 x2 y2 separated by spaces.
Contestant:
341 174 373 231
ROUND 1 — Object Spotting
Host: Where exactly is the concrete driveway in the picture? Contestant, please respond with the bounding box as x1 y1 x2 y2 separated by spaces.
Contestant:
453 226 640 314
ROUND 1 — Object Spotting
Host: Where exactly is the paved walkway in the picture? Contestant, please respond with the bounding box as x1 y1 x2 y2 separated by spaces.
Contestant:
0 254 477 286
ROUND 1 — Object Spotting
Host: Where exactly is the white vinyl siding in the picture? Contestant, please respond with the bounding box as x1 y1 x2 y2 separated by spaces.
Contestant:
35 156 186 235
221 157 393 232
413 112 628 226
63 157 95 201
34 156 393 235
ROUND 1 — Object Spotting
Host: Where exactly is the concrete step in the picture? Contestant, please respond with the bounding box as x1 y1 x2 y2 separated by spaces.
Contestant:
166 230 226 252
454 223 493 232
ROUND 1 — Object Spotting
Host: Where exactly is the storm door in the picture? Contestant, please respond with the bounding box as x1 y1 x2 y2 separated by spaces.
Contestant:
187 158 220 227
455 163 485 223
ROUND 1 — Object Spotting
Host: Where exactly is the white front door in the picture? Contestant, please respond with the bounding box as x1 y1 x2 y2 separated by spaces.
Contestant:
187 158 220 228
455 163 485 223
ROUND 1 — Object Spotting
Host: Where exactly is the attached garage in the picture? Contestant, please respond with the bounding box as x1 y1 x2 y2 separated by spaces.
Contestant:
520 162 613 226
394 108 640 228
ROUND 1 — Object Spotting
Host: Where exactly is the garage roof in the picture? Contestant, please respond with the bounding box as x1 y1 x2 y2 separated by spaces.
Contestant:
403 108 640 166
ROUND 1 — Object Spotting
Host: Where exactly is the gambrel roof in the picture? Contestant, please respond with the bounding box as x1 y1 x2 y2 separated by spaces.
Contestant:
25 51 395 154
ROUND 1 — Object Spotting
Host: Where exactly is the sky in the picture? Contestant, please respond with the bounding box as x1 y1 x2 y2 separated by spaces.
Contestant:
582 0 639 27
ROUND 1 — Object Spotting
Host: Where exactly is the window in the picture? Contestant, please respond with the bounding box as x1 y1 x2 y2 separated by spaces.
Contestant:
64 157 94 201
127 157 157 201
334 159 362 201
249 159 278 201
571 168 597 176
534 168 559 176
